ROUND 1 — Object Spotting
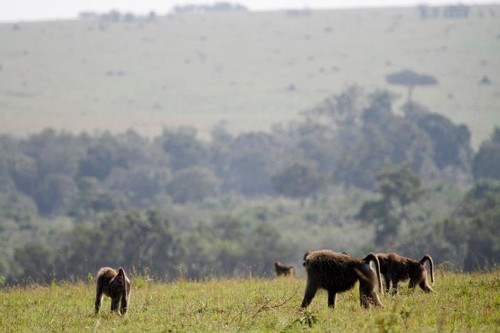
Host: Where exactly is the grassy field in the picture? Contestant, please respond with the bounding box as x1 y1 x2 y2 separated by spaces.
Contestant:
1 271 498 332
0 6 499 147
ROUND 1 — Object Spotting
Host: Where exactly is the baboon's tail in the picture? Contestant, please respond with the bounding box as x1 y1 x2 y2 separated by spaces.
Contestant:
420 255 434 283
362 253 383 294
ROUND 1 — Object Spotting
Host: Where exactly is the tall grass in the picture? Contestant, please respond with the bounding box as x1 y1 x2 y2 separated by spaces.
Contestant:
1 271 498 332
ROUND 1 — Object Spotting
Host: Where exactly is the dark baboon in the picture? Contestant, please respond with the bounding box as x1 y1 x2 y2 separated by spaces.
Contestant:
95 267 131 315
376 253 435 294
274 261 295 277
301 250 383 309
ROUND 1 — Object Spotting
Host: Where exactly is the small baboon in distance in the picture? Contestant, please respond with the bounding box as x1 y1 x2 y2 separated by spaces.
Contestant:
274 261 295 277
95 267 131 315
376 253 435 294
301 250 383 309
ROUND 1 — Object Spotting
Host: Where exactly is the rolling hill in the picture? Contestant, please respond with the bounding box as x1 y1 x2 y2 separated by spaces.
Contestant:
0 5 498 147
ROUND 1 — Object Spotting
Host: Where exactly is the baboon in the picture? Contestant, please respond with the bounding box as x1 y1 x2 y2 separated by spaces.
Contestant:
95 267 131 315
274 261 295 277
301 250 383 309
355 261 384 308
376 253 435 294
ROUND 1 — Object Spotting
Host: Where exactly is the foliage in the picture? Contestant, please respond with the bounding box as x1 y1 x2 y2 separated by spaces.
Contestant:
0 87 496 281
385 69 438 101
358 164 422 245
160 127 208 171
405 102 473 172
271 160 325 203
473 127 500 181
181 214 294 279
443 181 500 271
167 167 219 204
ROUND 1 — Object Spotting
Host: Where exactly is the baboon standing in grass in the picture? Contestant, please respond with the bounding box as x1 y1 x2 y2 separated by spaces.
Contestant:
95 267 131 315
376 253 435 294
301 250 383 309
274 261 295 277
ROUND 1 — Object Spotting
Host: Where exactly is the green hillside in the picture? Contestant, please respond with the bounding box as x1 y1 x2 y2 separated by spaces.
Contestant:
0 5 499 147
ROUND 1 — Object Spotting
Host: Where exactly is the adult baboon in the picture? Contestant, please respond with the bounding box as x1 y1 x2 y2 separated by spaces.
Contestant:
274 261 295 277
376 253 435 294
95 267 131 315
301 250 383 309
355 261 384 308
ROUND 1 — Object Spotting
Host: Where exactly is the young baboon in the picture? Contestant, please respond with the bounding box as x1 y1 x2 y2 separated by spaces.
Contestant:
95 267 131 315
301 250 383 309
376 253 435 294
274 261 295 277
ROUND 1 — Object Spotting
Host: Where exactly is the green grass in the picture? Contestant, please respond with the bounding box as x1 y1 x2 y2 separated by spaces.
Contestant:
1 271 498 332
0 6 499 147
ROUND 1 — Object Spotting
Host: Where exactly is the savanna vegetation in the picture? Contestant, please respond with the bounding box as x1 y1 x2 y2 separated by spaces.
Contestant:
0 3 499 331
0 86 499 284
1 272 498 332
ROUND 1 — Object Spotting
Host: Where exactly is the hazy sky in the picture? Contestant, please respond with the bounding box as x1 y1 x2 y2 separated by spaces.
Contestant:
1 0 498 22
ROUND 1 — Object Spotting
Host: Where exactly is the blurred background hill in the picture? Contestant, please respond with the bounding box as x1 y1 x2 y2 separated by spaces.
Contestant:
0 4 498 147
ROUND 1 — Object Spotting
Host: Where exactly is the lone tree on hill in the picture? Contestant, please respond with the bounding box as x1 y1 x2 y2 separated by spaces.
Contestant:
385 70 438 102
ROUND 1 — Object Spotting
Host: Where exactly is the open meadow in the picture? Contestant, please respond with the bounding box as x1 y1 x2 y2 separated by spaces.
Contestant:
1 271 498 332
0 5 499 147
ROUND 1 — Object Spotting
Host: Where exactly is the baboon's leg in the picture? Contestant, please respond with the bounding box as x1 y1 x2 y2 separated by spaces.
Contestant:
371 292 383 307
360 294 370 309
95 285 104 314
120 293 128 314
383 275 391 293
301 284 317 308
391 279 399 294
111 296 120 313
327 290 337 308
95 294 103 314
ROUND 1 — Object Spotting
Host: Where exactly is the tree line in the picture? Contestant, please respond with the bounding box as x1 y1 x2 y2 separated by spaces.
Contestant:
0 87 498 284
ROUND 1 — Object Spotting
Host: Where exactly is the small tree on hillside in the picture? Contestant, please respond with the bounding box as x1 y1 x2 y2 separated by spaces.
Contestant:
386 70 438 102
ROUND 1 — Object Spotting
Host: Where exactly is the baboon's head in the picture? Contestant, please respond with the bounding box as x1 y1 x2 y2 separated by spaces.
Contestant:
302 251 311 266
408 264 426 288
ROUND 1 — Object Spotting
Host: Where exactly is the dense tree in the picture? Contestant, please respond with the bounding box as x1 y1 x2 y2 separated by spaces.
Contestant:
106 166 170 206
167 167 219 204
14 242 54 282
55 210 182 280
358 164 422 245
443 181 500 271
472 127 500 181
160 127 207 171
68 177 125 219
306 85 364 128
405 102 472 172
0 191 37 223
0 86 488 282
271 160 325 204
224 132 279 195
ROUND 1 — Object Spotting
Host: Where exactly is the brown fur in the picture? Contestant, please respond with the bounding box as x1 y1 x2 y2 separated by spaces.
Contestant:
376 253 435 294
274 261 295 277
301 250 383 309
95 267 131 315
